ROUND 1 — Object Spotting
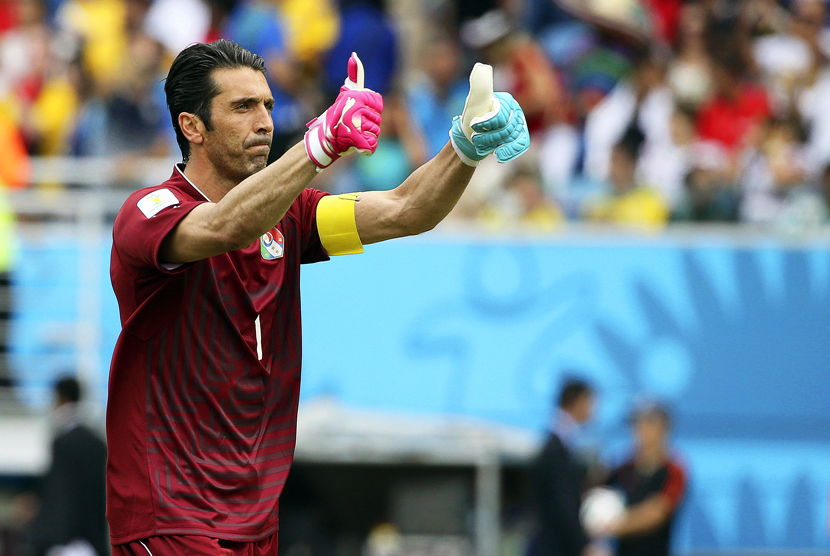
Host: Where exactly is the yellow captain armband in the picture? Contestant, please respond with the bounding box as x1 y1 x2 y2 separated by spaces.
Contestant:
316 193 364 256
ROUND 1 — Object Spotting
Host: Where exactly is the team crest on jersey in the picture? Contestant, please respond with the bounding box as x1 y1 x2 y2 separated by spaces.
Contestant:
260 228 285 260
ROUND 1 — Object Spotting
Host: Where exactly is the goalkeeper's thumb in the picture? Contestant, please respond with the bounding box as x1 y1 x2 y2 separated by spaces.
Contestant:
342 52 365 90
460 63 499 141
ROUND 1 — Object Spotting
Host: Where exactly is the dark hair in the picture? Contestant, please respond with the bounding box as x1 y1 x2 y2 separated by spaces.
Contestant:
54 375 82 404
164 40 266 162
557 378 593 409
630 399 672 428
614 124 645 162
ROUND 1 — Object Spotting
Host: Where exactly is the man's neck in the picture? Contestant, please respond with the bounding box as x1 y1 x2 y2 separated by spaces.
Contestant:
636 445 666 473
181 156 236 202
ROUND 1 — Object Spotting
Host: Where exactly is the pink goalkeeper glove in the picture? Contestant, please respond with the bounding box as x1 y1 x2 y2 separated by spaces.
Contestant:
304 53 384 171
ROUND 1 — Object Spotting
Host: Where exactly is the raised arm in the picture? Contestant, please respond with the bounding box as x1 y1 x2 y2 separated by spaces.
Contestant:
161 144 317 263
161 55 382 264
352 64 530 244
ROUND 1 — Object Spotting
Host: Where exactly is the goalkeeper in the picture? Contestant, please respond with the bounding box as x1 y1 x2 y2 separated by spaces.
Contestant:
106 39 529 556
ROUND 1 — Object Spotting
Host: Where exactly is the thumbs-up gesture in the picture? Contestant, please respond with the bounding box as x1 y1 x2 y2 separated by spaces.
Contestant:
449 63 530 166
304 53 384 171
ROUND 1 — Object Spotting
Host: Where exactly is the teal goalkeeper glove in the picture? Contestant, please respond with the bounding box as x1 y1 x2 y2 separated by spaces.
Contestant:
449 63 530 166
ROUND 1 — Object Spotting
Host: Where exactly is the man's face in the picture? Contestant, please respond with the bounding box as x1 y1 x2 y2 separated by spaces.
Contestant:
571 393 595 425
201 67 274 184
634 414 668 452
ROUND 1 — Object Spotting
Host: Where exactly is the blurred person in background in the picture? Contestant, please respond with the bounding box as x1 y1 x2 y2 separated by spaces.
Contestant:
584 128 669 229
637 107 696 212
672 149 740 222
406 35 467 161
751 0 818 115
460 9 570 137
71 32 170 161
0 0 51 118
0 109 27 388
583 50 674 188
793 0 830 174
739 115 809 223
0 0 78 156
532 378 601 556
666 2 713 112
349 94 425 192
324 0 394 98
695 53 770 156
54 0 131 91
479 164 563 231
24 375 108 556
604 400 686 556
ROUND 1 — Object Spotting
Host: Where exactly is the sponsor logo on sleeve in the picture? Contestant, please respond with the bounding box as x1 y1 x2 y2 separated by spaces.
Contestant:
137 188 180 218
261 228 285 260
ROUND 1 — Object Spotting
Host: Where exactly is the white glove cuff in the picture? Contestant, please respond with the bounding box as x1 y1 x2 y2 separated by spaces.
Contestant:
304 127 334 171
449 131 480 167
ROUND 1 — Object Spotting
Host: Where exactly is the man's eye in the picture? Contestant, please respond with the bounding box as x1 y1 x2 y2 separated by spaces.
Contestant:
236 103 249 110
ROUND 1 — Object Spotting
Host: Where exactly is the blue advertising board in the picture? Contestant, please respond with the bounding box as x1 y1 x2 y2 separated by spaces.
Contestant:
10 232 830 552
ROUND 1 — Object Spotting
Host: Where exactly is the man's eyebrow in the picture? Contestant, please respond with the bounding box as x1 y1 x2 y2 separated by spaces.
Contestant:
229 96 257 105
229 96 274 106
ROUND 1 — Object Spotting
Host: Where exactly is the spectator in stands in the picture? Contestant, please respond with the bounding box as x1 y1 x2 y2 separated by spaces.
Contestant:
144 0 212 55
695 54 771 154
583 50 674 186
27 376 108 556
751 0 816 115
350 94 423 192
532 377 599 556
740 116 808 223
460 9 570 136
324 0 395 98
406 35 467 160
605 400 686 556
54 0 131 90
638 107 696 212
0 109 27 388
72 32 169 160
480 165 563 230
673 160 740 222
584 129 669 229
666 1 713 110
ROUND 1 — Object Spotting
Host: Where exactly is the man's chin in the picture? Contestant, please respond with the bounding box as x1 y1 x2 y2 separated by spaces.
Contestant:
251 156 268 173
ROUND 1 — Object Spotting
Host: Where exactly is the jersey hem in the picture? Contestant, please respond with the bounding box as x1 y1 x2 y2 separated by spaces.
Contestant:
110 520 280 546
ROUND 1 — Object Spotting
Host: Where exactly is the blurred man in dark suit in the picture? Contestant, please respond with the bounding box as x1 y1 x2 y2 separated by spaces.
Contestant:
29 375 108 556
532 378 598 556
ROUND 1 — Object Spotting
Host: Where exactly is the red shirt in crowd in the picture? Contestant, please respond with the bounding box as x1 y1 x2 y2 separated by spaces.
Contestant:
696 84 771 151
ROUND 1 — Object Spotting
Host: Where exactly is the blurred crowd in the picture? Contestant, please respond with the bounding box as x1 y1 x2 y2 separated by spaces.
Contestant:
3 0 830 230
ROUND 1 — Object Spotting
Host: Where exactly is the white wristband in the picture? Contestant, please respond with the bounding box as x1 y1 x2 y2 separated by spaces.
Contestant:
449 131 480 167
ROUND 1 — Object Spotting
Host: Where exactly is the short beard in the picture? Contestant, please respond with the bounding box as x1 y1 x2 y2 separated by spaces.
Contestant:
206 142 269 185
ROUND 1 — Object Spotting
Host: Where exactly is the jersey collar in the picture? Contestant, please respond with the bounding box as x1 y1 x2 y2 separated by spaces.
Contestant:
174 163 212 202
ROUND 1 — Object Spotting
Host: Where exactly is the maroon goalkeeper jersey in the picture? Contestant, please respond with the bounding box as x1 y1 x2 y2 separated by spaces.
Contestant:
107 165 329 544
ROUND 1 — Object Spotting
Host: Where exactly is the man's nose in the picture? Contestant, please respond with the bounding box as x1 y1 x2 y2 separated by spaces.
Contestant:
255 104 274 134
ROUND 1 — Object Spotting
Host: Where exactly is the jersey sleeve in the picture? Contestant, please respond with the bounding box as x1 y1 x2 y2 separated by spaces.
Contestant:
113 186 207 272
296 188 331 264
661 461 687 512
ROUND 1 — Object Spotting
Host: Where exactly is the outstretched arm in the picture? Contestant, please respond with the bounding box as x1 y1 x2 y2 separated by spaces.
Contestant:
354 142 474 243
160 55 382 264
351 64 530 245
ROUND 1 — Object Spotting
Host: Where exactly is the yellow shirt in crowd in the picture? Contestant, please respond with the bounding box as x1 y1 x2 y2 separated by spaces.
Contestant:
586 186 669 230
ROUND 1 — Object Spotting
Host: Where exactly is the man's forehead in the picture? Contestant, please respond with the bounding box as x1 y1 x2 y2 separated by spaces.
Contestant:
212 67 271 99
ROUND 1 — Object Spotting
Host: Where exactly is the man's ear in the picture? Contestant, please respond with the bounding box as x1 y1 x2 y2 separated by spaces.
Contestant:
179 112 205 146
